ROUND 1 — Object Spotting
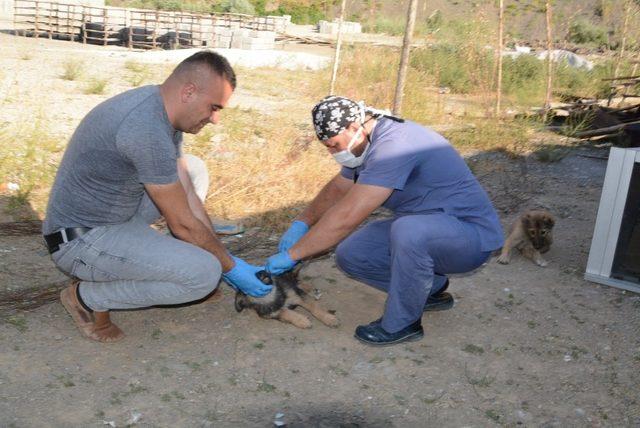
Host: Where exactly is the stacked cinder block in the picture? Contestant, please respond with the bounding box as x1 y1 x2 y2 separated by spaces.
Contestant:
318 19 362 35
226 29 275 50
212 26 233 48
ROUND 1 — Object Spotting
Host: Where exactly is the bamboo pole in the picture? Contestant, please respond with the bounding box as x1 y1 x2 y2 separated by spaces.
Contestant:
393 0 419 116
495 0 504 117
329 0 347 95
543 0 553 112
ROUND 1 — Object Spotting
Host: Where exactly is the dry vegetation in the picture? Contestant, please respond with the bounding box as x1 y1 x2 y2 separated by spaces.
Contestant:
0 23 636 230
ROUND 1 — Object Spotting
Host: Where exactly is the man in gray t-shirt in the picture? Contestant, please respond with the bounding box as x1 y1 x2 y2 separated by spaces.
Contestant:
44 51 272 343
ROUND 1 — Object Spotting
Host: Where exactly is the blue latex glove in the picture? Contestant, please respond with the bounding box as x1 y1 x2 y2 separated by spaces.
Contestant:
278 220 309 252
222 256 273 297
265 250 298 275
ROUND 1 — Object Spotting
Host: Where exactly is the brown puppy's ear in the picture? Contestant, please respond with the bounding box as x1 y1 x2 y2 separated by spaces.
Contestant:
544 215 556 229
521 212 533 228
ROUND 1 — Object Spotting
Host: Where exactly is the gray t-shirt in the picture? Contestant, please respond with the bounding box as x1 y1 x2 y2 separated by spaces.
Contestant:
43 85 182 235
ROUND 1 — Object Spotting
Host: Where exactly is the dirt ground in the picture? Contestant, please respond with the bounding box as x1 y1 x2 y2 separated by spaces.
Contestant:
1 32 640 427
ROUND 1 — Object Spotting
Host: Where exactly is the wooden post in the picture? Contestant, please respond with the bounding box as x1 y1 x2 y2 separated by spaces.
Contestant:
614 0 631 79
81 7 86 44
153 10 159 49
102 7 108 46
47 1 53 39
495 0 504 117
543 0 553 112
393 0 419 116
34 0 40 38
329 0 347 95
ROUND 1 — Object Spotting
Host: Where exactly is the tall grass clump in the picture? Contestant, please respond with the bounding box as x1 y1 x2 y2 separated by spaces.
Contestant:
61 59 84 81
0 121 65 216
124 60 152 87
84 78 109 95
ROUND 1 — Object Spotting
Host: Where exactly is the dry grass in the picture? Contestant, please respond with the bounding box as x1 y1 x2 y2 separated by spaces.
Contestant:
61 59 84 81
0 120 65 218
183 66 335 231
83 77 109 95
0 35 585 229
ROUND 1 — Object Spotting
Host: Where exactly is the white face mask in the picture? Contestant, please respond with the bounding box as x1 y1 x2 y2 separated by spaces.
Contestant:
332 126 369 168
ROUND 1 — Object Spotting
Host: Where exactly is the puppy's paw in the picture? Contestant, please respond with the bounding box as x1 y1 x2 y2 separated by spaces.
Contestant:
295 317 312 329
535 258 548 267
496 254 510 264
322 313 340 328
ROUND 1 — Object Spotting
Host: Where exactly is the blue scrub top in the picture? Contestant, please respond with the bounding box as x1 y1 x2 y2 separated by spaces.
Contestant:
341 117 504 252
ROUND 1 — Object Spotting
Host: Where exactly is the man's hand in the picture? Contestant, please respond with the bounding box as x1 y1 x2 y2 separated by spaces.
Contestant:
265 250 298 275
278 220 309 252
222 256 273 297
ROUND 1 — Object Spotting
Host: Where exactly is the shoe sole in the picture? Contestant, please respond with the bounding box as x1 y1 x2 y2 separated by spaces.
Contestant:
424 299 454 312
354 330 424 347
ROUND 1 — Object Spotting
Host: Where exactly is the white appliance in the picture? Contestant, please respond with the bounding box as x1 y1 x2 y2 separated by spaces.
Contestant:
585 147 640 293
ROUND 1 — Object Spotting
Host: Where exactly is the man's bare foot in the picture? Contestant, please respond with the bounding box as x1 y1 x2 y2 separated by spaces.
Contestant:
60 281 124 343
202 286 224 304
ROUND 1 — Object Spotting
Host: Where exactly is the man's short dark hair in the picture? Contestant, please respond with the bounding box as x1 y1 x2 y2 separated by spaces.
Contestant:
174 50 237 90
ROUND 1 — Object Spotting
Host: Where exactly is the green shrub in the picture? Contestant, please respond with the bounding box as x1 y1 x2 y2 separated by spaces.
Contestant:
410 44 493 94
362 16 405 36
212 0 255 15
567 19 608 47
272 1 324 25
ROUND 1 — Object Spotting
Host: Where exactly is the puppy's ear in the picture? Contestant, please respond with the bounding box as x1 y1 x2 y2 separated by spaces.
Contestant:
544 214 555 228
234 293 246 313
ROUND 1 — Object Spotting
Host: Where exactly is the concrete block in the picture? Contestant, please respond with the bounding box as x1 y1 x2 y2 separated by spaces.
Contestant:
230 36 243 49
250 30 275 40
232 28 249 37
213 26 232 37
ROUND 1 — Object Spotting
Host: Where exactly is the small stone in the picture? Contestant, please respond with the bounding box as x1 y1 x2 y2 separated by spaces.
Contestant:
54 335 63 340
564 354 572 362
575 408 586 417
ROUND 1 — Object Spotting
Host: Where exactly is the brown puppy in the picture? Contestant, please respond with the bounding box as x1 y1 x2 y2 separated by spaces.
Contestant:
234 267 339 329
497 209 555 267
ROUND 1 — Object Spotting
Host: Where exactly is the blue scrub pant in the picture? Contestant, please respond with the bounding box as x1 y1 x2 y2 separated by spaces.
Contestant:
335 213 492 333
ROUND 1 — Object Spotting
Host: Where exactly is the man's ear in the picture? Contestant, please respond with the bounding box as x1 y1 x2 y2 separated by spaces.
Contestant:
346 122 360 133
181 82 197 103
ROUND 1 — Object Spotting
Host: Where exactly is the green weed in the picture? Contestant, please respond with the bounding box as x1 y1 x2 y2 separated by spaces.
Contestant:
462 344 485 355
4 316 28 332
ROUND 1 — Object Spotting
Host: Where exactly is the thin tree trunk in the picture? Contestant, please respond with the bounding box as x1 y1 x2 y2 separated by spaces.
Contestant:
393 0 419 115
544 0 553 111
329 0 347 94
496 0 504 117
614 0 631 79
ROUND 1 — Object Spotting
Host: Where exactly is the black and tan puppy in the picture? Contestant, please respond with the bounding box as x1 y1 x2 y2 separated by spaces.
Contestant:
497 209 555 267
234 268 340 329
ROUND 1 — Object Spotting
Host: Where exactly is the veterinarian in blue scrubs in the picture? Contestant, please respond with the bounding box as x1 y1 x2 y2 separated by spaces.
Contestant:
265 96 503 346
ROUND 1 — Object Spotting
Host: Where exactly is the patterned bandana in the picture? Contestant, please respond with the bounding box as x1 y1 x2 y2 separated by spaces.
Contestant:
311 96 403 141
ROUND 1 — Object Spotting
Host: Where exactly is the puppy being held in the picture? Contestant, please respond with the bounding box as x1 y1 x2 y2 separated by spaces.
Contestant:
234 267 339 329
497 209 555 267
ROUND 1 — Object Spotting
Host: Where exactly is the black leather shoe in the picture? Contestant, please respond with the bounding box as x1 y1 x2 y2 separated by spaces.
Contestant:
424 292 454 312
424 279 454 312
354 319 424 346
